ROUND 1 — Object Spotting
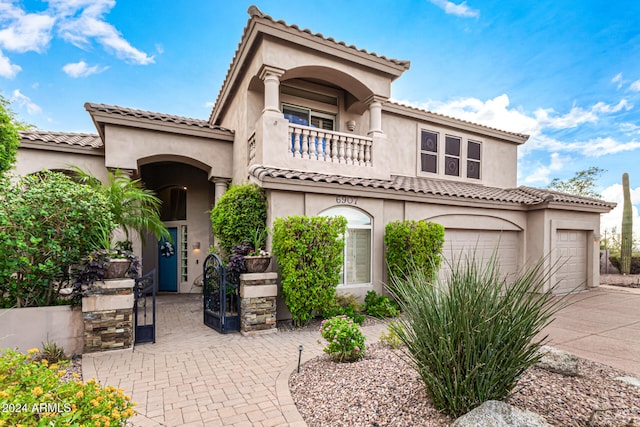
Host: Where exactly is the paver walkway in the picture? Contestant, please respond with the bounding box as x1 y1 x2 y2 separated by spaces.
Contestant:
83 285 640 426
83 294 387 426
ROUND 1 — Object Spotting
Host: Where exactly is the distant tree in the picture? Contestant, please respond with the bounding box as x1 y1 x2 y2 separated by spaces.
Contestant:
0 94 21 178
548 166 605 199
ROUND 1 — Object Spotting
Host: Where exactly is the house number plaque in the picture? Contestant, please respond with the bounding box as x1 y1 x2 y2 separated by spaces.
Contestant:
336 196 358 205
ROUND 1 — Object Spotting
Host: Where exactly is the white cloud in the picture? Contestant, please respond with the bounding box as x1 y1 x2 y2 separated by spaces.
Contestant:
204 101 215 108
534 100 631 130
0 0 153 77
428 0 479 18
612 72 624 89
522 152 569 184
0 12 55 53
0 49 21 78
10 89 41 114
62 60 108 77
52 0 154 65
630 80 640 92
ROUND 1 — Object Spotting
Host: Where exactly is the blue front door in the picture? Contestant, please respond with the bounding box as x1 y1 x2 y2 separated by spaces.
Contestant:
158 227 178 292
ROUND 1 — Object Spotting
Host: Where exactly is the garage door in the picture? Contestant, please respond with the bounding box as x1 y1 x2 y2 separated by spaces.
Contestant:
555 230 587 293
439 230 520 282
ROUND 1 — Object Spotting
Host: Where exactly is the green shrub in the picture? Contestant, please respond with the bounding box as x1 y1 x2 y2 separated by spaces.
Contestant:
323 293 365 324
320 316 366 362
210 183 267 258
0 95 21 179
0 348 136 426
39 341 66 364
384 220 445 283
0 171 114 308
390 253 565 417
364 290 399 318
609 255 640 274
379 322 403 349
272 215 347 326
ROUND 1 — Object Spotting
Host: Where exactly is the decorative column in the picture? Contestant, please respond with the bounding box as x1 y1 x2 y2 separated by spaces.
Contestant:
259 65 286 113
365 95 387 137
212 177 229 205
82 279 135 353
239 272 278 336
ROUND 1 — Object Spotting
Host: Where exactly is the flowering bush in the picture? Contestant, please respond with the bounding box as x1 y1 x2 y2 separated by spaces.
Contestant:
320 316 366 362
0 348 136 426
246 249 269 257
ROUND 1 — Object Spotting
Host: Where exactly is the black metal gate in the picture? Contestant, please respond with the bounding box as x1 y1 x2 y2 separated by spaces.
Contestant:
134 269 156 344
203 254 240 333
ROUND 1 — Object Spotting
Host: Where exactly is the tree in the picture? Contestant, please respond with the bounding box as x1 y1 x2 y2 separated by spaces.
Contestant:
547 166 605 198
0 94 21 178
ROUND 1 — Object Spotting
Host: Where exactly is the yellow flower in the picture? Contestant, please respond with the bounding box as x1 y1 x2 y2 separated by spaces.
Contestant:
111 409 121 419
71 404 77 411
32 386 44 396
72 373 81 379
57 370 66 377
76 390 84 398
40 359 49 366
101 415 110 423
0 390 9 398
27 348 39 354
90 399 99 407
87 378 96 385
49 364 58 370
44 393 52 400
91 414 101 420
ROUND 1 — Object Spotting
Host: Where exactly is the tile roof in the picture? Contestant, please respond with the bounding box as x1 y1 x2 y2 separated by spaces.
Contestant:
19 130 103 148
85 103 233 133
209 6 410 123
387 100 530 141
249 165 616 209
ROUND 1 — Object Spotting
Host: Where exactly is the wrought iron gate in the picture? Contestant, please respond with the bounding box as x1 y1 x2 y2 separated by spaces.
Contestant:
134 269 156 344
203 254 240 333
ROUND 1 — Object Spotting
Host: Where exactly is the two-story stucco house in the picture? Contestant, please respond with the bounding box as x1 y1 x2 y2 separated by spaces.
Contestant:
16 6 614 305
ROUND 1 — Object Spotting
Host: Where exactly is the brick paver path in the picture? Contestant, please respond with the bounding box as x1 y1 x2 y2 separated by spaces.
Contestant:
83 294 387 426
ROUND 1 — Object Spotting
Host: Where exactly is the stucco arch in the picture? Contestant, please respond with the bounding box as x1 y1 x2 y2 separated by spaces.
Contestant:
424 214 524 232
137 154 212 176
282 66 374 103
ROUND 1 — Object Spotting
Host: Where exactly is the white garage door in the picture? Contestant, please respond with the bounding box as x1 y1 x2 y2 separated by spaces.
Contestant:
555 230 587 293
439 230 520 282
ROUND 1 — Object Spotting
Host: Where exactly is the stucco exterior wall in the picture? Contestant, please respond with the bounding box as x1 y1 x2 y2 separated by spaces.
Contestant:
104 125 233 179
383 112 519 188
15 148 107 180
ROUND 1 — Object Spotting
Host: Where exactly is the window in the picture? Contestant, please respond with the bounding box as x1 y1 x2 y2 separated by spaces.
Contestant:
418 130 483 181
420 131 438 173
320 206 372 285
158 186 187 221
445 136 461 177
283 104 335 131
467 140 481 179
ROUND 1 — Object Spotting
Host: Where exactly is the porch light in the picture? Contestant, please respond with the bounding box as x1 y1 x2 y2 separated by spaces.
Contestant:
192 242 201 250
346 120 356 132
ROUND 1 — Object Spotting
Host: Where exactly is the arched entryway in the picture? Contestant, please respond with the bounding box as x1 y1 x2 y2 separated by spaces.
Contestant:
139 161 215 293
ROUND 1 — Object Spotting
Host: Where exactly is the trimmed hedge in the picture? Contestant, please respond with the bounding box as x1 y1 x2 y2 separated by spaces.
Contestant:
272 215 347 327
210 183 267 258
384 220 445 281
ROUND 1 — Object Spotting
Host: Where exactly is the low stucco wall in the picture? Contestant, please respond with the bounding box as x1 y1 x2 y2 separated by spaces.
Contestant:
0 305 84 356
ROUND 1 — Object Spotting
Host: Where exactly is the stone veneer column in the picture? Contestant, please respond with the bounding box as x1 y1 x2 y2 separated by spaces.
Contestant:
239 272 278 336
82 279 134 353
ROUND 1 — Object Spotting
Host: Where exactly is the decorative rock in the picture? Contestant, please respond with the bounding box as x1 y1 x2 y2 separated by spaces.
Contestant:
616 376 640 388
536 345 580 376
452 400 552 427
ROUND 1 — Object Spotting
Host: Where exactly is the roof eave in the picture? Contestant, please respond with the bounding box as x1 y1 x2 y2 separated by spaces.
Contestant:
384 102 529 144
19 140 104 156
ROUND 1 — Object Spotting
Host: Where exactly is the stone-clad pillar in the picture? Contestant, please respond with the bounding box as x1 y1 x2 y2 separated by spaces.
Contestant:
239 272 278 336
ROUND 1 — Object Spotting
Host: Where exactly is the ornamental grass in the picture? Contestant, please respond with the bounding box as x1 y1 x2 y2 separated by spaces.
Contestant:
390 252 567 418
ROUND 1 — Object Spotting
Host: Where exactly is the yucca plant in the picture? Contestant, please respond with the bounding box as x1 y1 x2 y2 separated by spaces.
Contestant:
73 167 170 244
390 252 566 418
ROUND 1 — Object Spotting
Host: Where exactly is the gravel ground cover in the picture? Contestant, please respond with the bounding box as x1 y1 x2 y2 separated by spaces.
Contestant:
290 342 640 427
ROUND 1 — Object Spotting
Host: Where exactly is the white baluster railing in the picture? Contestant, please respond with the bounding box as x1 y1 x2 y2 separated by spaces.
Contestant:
287 124 373 166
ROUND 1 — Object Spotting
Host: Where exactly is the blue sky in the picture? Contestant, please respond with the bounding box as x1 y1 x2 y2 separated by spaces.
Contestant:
1 0 639 237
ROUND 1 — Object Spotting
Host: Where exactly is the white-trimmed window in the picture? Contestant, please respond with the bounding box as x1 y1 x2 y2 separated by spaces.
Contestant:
320 206 372 286
283 104 335 131
445 136 461 177
467 140 481 179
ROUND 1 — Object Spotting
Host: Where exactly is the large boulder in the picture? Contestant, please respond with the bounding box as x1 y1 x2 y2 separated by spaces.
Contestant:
452 400 551 427
536 345 580 376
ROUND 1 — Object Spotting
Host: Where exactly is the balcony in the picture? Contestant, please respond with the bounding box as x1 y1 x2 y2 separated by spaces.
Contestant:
250 113 390 180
